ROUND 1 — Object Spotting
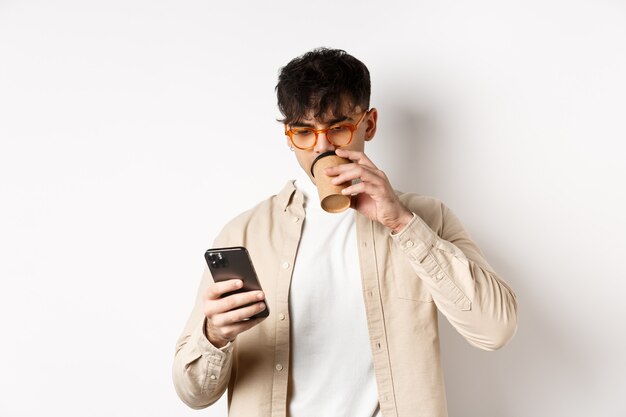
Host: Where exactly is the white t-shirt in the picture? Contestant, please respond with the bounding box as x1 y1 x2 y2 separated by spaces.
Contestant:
288 172 381 417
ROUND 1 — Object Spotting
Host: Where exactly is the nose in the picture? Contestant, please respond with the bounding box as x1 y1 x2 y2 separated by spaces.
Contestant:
313 131 336 154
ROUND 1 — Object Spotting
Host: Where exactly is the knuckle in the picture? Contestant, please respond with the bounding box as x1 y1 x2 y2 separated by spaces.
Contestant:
208 315 222 327
240 309 253 321
208 282 226 299
203 300 217 317
219 316 232 328
224 297 237 311
228 309 244 322
204 285 215 299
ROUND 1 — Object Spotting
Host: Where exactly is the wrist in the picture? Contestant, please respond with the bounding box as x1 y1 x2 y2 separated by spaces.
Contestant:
208 334 229 349
204 320 230 348
389 210 414 234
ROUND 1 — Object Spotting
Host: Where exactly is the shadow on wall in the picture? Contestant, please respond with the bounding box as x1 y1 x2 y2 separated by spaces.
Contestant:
382 100 598 417
438 266 597 417
371 101 444 197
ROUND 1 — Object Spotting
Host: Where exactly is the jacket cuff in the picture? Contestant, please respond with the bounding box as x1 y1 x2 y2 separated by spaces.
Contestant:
390 212 438 261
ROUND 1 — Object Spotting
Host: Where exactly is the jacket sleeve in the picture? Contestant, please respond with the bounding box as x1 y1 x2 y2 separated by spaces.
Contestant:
172 266 234 409
391 203 518 350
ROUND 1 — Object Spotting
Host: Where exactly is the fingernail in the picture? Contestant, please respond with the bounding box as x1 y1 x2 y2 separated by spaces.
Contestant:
257 292 264 299
236 280 243 288
258 303 266 310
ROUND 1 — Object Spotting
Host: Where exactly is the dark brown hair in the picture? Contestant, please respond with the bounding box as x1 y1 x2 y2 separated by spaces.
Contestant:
276 48 371 125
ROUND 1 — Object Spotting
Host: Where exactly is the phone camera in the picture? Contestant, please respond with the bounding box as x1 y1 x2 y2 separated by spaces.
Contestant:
209 253 229 269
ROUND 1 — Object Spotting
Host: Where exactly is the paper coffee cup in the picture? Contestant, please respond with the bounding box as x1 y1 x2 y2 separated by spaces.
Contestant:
310 151 351 213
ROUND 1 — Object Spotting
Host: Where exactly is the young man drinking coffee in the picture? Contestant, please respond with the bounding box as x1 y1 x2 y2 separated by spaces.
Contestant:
173 48 518 417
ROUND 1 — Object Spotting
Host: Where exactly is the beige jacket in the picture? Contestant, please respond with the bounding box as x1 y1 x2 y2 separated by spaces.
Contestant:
173 181 518 417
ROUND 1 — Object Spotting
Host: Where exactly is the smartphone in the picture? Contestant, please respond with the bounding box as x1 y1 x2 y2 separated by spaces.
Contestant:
204 246 269 319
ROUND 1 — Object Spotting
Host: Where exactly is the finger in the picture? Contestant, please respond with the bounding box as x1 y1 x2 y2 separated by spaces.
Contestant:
334 148 378 169
217 290 265 314
324 162 358 177
206 290 265 316
341 180 381 197
205 279 243 300
219 316 267 341
331 165 385 186
212 301 267 326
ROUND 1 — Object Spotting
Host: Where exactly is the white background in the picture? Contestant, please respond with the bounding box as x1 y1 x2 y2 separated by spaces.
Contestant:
1 0 625 416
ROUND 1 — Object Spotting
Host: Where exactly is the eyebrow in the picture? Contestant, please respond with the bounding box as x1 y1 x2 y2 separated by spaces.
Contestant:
290 115 351 128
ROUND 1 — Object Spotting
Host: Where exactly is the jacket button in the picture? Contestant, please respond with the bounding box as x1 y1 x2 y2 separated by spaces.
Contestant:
282 262 290 269
275 364 283 371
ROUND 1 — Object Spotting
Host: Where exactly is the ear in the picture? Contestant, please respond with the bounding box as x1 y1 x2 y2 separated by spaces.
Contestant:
284 124 292 148
364 108 378 142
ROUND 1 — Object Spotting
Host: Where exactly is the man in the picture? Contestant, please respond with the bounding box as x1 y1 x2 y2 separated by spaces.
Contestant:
173 48 518 417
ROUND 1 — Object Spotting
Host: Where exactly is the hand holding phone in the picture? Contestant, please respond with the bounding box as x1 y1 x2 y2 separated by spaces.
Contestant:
202 247 269 348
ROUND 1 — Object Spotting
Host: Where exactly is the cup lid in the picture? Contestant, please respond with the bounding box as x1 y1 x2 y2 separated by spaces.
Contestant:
310 151 337 178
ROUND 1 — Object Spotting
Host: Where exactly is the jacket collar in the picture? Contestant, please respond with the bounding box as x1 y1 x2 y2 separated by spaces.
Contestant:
277 180 302 211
